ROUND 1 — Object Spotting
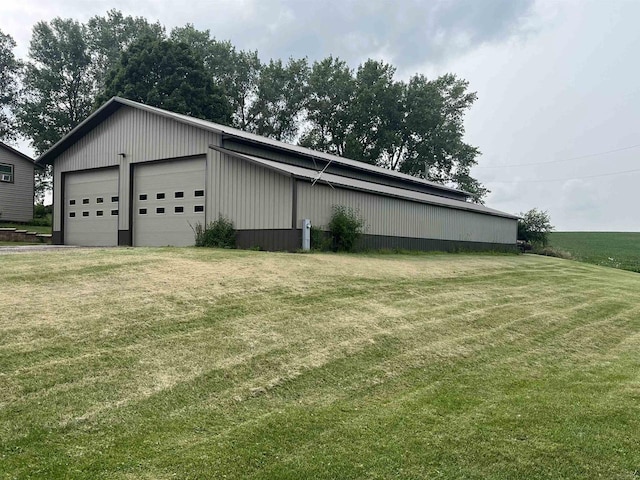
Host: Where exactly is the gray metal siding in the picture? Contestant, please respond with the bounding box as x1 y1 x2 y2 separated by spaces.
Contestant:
223 140 469 201
0 147 34 223
297 181 517 244
209 151 292 230
53 106 220 231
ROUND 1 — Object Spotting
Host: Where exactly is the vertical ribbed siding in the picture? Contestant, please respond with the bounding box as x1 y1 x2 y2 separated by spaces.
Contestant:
209 151 292 229
222 140 469 201
297 182 517 244
53 106 220 231
0 148 34 223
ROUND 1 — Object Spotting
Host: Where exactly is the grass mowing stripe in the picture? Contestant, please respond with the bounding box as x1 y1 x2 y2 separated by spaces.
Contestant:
1 249 639 479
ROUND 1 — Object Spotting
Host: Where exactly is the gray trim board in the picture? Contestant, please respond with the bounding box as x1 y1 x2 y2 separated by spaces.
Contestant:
118 230 132 246
236 229 301 251
357 234 518 253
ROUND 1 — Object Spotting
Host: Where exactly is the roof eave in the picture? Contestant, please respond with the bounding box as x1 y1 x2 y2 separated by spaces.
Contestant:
35 97 124 166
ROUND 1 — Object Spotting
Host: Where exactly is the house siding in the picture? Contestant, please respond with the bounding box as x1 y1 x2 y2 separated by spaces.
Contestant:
0 146 34 223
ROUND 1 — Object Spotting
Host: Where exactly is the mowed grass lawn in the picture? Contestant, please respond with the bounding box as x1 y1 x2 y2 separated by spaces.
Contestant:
1 249 639 479
549 231 640 273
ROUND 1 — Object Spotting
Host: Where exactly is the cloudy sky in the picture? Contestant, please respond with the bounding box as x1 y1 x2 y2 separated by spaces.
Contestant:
2 0 639 231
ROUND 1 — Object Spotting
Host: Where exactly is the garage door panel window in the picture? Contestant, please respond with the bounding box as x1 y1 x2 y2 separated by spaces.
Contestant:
194 205 204 213
175 191 184 198
82 198 89 204
96 198 104 203
175 206 184 214
69 212 76 217
156 207 165 214
111 210 118 216
82 212 89 217
194 190 204 197
139 208 147 215
69 199 76 205
157 193 165 199
139 194 147 201
111 196 119 203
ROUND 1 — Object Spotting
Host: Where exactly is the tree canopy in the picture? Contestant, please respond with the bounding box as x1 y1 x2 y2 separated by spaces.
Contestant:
518 208 554 246
97 36 231 124
0 29 20 142
9 10 489 203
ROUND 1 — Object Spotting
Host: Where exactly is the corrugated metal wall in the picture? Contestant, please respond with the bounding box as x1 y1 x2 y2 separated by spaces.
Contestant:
0 148 34 223
209 151 292 229
297 181 517 244
223 140 469 201
53 106 220 231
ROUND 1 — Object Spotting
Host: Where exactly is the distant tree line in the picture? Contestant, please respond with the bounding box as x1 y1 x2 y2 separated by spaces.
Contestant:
0 10 488 203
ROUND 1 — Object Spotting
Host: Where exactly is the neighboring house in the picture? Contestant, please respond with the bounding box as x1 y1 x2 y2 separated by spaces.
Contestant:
36 97 518 250
0 142 35 223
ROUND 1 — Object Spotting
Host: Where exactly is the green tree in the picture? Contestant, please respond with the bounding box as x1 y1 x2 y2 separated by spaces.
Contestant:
0 29 20 142
343 60 404 166
170 25 261 130
518 208 554 246
87 9 165 90
18 18 95 154
299 56 355 156
97 36 231 124
250 57 309 141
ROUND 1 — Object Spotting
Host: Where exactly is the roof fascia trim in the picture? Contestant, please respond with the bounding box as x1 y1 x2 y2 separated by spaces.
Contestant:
36 97 123 166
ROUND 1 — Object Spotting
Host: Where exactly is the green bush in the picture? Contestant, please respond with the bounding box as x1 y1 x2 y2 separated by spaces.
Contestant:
518 208 553 247
328 205 365 252
310 226 332 251
194 215 236 248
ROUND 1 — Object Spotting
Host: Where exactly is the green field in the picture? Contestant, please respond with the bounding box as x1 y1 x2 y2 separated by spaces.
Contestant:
1 249 639 479
549 232 640 273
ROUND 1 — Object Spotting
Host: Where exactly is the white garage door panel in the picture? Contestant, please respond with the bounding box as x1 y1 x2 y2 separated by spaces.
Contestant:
134 157 206 246
65 169 119 246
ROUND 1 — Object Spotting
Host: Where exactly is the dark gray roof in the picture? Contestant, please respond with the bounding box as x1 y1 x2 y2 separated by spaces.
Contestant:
36 97 469 198
213 146 518 220
0 141 37 166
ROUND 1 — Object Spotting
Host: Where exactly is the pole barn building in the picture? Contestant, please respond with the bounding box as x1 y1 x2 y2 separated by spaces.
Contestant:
36 97 517 251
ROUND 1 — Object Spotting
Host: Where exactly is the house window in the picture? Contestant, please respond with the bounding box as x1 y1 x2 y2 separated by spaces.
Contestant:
0 163 14 183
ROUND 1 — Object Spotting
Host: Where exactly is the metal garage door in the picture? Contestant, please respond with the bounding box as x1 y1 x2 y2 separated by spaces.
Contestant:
65 168 119 246
133 157 206 246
